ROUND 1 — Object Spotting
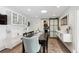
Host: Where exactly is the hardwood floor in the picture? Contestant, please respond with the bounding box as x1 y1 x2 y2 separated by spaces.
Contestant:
0 43 22 53
48 38 70 53
0 38 70 53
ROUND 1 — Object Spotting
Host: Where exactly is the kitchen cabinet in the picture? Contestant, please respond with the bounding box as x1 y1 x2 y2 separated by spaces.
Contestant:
6 10 27 25
56 30 72 52
0 8 27 51
5 25 22 49
0 26 7 51
13 13 18 24
6 10 12 24
56 31 72 42
0 39 5 51
23 17 27 25
18 15 22 24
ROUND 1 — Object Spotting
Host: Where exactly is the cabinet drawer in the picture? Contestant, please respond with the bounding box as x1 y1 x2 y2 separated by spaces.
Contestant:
63 34 71 42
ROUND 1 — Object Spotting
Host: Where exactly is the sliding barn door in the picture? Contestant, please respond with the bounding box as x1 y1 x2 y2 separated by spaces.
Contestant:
49 18 58 38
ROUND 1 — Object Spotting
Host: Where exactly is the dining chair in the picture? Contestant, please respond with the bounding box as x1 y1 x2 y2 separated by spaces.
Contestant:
22 36 41 53
39 33 49 53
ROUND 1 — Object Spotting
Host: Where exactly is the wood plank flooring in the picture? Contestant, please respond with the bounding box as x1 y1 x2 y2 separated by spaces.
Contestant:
0 38 70 53
48 38 70 53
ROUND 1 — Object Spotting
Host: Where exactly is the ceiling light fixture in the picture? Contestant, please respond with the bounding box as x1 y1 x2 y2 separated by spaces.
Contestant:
57 6 60 8
41 10 47 13
27 8 31 12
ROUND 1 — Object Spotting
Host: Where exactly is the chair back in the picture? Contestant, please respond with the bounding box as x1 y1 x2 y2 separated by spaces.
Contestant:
22 36 40 53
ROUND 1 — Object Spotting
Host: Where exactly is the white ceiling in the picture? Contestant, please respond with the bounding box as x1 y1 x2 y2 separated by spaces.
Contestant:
5 6 69 18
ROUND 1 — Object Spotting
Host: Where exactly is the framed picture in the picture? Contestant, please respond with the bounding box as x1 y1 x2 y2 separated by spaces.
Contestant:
6 10 11 24
61 16 67 25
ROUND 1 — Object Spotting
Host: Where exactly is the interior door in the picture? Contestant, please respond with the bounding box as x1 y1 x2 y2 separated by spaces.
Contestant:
49 18 58 37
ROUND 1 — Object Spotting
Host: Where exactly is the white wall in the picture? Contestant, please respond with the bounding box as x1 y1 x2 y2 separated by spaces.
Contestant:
59 7 78 52
76 8 79 53
68 7 79 53
69 7 77 52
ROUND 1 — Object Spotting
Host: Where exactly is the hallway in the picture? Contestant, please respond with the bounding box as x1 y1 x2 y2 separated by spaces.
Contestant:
0 1 78 59
0 38 70 53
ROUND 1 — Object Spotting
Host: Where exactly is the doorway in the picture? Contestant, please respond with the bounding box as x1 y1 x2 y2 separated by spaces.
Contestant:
49 18 58 38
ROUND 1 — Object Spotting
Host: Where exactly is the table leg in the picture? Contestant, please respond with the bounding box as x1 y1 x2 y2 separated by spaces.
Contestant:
43 46 45 53
22 42 25 53
46 45 48 53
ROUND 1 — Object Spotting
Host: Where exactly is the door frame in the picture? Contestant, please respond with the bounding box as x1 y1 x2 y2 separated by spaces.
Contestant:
49 18 59 38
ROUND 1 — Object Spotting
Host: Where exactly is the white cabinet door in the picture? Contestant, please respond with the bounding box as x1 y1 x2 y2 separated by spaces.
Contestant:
0 40 5 51
23 17 27 25
6 10 12 24
18 15 22 24
0 26 7 51
63 34 71 42
13 13 18 24
23 17 25 24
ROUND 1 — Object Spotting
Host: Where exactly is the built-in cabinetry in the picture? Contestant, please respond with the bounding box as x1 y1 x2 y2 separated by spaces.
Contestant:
5 10 27 49
56 31 72 42
5 25 23 49
56 30 72 52
0 26 7 51
6 10 28 25
0 7 28 51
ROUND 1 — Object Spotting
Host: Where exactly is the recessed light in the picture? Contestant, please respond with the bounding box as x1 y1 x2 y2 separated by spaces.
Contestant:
41 10 47 13
57 6 60 8
27 8 31 12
